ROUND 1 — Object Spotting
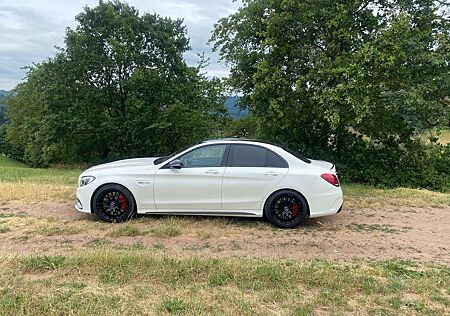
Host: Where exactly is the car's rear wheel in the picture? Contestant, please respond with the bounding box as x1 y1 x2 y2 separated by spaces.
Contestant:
92 184 136 223
264 190 308 228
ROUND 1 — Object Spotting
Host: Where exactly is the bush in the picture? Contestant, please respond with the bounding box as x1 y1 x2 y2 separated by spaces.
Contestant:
337 138 450 192
0 125 23 161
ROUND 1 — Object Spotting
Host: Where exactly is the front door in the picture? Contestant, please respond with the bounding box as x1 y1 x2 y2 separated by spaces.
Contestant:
154 144 228 210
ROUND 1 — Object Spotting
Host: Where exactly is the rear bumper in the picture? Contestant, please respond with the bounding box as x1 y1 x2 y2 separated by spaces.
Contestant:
308 188 343 218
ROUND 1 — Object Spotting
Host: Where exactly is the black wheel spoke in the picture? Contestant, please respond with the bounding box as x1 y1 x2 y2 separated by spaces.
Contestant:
94 189 129 220
270 194 303 225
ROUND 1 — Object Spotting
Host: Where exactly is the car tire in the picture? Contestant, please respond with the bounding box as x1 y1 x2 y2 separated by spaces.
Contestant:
92 184 136 223
264 190 308 228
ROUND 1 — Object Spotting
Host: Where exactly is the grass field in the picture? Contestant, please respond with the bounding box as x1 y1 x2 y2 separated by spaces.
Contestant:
0 251 448 315
0 156 449 315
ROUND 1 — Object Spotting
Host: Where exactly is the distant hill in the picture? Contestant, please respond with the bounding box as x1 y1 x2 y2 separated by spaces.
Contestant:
225 96 248 119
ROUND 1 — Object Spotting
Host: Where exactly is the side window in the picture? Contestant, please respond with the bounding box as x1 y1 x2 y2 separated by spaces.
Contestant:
265 150 288 168
230 145 288 168
178 145 226 168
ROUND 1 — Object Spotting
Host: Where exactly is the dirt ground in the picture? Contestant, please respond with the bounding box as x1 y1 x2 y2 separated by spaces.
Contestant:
0 201 449 264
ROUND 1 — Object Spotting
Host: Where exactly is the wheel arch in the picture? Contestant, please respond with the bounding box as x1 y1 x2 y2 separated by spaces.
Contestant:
262 188 310 217
90 182 137 214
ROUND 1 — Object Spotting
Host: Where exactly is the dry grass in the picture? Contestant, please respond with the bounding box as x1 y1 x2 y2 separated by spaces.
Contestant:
418 129 450 145
0 251 448 315
33 221 83 236
437 129 450 145
0 183 74 203
148 217 184 238
344 184 450 208
1 157 449 315
107 222 145 237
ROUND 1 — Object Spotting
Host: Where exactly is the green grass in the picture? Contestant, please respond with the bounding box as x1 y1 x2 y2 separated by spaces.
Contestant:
0 156 28 168
0 227 11 234
0 165 80 185
0 156 80 185
0 251 448 315
107 223 145 237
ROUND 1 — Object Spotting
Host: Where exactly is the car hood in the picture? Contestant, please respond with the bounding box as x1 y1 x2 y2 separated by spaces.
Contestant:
309 159 336 172
86 157 160 173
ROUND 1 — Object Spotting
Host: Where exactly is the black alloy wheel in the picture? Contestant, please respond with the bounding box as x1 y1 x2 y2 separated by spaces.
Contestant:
92 184 136 222
264 190 308 228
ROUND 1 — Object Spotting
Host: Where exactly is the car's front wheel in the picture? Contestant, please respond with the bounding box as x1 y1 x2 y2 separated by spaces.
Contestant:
92 184 136 222
264 190 308 228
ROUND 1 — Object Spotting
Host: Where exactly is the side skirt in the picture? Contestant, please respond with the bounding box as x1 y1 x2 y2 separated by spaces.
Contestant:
140 210 261 217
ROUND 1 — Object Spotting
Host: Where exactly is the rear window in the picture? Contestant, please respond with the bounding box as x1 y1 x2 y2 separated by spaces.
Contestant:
229 145 288 168
281 146 311 164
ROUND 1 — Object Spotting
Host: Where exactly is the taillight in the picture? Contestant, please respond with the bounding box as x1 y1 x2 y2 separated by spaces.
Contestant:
321 173 340 187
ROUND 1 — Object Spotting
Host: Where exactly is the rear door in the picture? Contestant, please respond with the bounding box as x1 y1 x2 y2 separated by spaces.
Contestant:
222 144 289 210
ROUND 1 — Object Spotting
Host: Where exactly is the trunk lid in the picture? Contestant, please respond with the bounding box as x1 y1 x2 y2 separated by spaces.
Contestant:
309 159 336 172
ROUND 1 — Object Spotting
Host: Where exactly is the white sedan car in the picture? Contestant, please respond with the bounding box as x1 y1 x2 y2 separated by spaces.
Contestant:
76 139 343 228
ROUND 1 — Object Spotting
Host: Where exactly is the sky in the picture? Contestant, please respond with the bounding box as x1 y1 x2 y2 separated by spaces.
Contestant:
0 0 242 90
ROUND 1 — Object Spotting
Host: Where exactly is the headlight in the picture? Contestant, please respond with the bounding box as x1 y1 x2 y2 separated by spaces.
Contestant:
79 176 96 187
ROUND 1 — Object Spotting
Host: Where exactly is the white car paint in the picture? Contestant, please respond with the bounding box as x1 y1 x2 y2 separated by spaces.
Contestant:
75 140 343 218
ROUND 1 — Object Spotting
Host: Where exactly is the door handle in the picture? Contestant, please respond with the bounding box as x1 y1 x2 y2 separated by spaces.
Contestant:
264 171 279 176
205 169 220 175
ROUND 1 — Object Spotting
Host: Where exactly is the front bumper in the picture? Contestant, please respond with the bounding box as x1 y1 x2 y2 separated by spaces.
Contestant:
75 185 96 214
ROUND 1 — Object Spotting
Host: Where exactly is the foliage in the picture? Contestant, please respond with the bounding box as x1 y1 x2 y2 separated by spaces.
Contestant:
0 90 9 126
5 0 227 167
224 115 260 138
0 126 23 161
212 0 450 190
338 139 450 191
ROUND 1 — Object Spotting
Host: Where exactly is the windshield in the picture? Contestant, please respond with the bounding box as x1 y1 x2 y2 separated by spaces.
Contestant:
153 143 198 165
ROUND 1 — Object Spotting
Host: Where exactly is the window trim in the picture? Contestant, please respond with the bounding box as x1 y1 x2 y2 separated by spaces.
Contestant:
227 144 289 168
161 144 230 169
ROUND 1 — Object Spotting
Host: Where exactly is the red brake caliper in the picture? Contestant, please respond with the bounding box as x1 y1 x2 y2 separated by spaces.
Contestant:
291 203 301 216
118 194 127 210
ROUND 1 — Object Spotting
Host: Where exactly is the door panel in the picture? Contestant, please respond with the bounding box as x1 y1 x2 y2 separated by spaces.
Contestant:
153 144 228 211
222 144 289 210
154 167 225 210
222 167 288 210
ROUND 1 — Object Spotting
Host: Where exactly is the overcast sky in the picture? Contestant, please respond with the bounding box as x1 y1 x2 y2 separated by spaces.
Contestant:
0 0 241 90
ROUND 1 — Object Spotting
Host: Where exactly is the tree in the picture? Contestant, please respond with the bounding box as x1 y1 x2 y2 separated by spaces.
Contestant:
0 91 9 126
6 0 227 166
211 0 450 158
211 0 450 190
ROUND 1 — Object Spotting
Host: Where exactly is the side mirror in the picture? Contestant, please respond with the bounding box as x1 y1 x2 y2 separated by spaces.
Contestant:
168 159 183 169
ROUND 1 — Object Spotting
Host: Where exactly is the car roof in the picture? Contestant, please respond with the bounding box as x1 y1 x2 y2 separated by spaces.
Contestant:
202 138 312 164
202 138 273 145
